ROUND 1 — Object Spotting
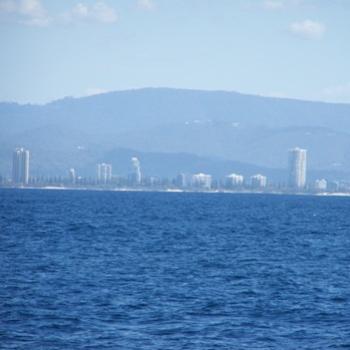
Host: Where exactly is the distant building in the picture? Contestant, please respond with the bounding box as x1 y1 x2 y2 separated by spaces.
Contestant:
12 148 30 185
147 176 160 187
97 163 112 184
226 173 244 188
131 157 142 185
327 181 339 192
192 173 212 189
69 168 76 184
176 173 187 188
288 147 307 189
314 179 327 191
251 174 267 188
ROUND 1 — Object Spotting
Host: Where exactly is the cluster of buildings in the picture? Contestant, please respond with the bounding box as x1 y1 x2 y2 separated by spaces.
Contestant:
188 172 268 190
2 146 345 194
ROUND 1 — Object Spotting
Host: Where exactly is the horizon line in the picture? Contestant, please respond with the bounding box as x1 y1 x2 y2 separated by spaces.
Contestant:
1 87 349 107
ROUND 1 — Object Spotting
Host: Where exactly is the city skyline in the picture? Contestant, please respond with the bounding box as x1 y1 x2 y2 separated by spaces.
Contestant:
3 145 346 194
2 1 350 347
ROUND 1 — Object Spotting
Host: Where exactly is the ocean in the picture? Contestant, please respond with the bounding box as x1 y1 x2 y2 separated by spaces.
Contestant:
1 189 350 349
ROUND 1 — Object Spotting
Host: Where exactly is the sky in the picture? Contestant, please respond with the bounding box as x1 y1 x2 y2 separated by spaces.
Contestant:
0 0 349 104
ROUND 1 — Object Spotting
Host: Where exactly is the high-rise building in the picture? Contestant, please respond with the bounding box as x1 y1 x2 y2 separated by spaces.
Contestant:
288 147 307 189
251 174 267 188
97 163 112 184
12 148 30 185
192 173 212 189
226 173 244 188
69 168 76 184
131 157 142 185
175 173 187 188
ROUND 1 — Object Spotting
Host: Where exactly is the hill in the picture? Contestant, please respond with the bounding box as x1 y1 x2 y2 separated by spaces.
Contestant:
1 88 350 180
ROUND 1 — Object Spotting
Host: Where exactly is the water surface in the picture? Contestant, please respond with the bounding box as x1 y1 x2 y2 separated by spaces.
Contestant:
1 189 350 349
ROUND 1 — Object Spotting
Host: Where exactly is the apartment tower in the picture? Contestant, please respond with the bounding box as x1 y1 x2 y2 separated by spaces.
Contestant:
288 147 307 189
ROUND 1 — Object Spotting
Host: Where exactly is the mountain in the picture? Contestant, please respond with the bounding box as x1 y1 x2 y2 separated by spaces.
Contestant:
1 88 350 180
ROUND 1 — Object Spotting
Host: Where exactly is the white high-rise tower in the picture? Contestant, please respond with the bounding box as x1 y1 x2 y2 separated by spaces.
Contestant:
97 163 112 184
12 148 30 185
131 157 142 185
288 147 307 189
69 168 76 184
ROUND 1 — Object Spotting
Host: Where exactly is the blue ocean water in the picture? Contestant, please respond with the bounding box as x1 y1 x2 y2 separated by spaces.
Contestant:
1 189 350 349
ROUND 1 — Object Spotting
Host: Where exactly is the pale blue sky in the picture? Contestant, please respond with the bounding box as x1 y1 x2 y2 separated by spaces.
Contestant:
0 0 349 104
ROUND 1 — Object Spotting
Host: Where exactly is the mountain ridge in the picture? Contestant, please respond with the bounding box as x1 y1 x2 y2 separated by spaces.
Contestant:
3 87 349 107
1 87 350 180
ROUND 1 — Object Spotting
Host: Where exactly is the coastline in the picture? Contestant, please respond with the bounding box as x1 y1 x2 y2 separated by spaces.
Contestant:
1 185 350 197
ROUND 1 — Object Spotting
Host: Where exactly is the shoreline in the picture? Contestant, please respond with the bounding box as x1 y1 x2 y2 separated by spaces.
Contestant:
1 185 350 197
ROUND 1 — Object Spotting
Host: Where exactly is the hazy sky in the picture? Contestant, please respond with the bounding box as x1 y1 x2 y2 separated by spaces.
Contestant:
0 0 349 104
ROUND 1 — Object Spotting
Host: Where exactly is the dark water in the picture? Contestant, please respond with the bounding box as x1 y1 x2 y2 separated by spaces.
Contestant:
1 189 350 349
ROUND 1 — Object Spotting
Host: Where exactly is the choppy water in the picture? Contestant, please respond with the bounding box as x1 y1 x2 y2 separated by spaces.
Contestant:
1 189 350 349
